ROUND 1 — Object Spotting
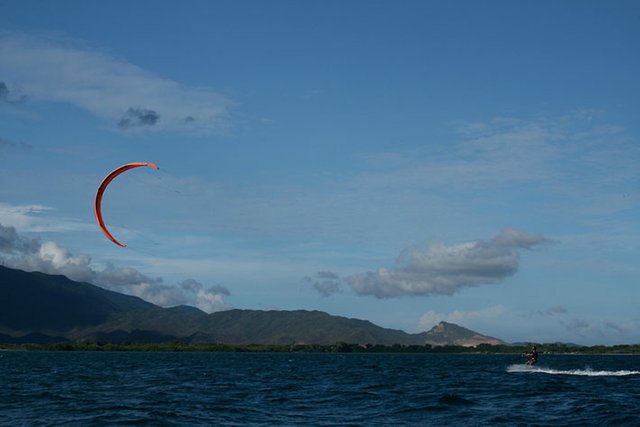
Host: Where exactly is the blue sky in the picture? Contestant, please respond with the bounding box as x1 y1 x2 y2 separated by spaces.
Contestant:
1 0 638 345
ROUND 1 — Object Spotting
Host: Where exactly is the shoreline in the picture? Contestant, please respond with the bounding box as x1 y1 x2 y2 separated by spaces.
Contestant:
2 342 640 355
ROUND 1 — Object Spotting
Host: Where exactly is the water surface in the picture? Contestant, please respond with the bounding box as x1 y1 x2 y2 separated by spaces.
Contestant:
1 352 638 425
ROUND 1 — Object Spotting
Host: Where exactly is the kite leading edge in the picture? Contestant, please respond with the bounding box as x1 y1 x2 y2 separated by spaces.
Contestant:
94 162 159 247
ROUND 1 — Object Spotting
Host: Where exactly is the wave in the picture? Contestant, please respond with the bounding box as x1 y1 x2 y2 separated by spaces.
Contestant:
507 364 640 377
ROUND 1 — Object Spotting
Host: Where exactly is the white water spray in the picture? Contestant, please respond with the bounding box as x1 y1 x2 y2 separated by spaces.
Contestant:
507 364 640 377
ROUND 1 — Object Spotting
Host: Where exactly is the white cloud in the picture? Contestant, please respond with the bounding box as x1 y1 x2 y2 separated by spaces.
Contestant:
195 288 232 313
343 112 638 236
0 33 231 133
346 228 552 298
0 203 53 229
0 202 92 233
129 282 188 307
0 223 231 313
1 228 97 283
305 271 342 297
179 279 232 312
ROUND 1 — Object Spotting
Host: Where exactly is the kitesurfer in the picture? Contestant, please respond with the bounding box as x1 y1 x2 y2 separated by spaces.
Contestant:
524 345 538 365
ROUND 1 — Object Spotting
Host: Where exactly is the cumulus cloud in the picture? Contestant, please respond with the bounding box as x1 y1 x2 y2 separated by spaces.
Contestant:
0 223 231 313
129 282 188 307
346 228 552 298
0 33 231 133
178 279 231 312
0 223 41 253
98 262 162 289
0 228 96 282
180 278 204 292
194 287 231 313
208 284 231 296
118 107 160 129
0 81 26 104
305 271 342 297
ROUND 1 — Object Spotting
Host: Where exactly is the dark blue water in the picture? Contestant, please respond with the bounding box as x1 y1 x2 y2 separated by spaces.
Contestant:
1 352 639 426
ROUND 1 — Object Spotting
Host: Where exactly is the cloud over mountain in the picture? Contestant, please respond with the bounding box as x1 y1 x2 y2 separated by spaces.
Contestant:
0 223 231 313
345 228 552 298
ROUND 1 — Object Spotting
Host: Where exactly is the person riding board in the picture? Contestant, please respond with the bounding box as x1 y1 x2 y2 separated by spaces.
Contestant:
524 345 538 365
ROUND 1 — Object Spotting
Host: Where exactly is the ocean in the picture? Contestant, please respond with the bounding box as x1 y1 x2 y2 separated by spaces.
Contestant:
1 351 639 426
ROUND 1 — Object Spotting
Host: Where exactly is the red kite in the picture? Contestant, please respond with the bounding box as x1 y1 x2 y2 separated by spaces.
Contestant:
94 162 159 247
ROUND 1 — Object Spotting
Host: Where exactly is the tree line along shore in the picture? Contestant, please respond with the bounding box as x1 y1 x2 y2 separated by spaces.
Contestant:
2 342 640 354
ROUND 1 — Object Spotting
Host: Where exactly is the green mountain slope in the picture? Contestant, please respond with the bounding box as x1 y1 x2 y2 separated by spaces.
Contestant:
0 265 503 346
0 265 154 333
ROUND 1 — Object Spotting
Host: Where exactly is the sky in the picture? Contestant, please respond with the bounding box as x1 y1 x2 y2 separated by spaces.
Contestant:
0 0 639 345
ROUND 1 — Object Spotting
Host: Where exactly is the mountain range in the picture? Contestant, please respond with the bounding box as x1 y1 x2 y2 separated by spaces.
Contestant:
0 265 504 346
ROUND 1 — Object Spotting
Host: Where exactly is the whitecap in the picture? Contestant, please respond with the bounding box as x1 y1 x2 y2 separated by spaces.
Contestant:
506 364 640 377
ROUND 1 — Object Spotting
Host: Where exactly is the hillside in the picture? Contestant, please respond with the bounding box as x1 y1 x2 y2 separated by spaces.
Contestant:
0 265 155 333
419 321 504 347
0 265 503 346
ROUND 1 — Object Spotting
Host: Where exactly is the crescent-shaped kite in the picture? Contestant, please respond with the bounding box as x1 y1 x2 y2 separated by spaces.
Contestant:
94 162 159 247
